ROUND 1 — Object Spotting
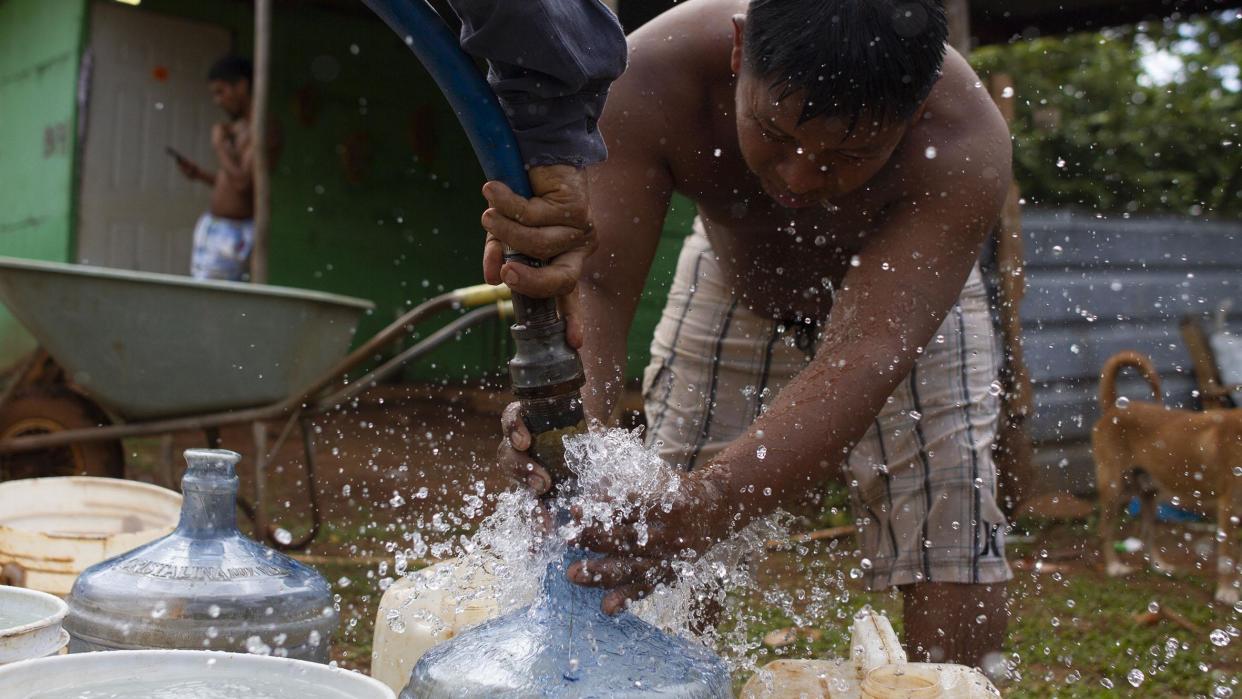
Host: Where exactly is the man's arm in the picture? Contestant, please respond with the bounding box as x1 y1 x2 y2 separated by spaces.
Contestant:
494 51 676 489
571 124 1013 613
446 0 627 168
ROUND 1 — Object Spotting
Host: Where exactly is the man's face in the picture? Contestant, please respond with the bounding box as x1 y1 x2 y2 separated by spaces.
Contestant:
733 69 910 208
209 79 250 119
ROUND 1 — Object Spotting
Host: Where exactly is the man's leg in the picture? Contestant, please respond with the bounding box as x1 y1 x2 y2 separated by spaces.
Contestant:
901 581 1007 670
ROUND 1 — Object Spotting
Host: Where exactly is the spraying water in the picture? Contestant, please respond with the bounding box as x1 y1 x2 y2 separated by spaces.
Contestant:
384 427 813 691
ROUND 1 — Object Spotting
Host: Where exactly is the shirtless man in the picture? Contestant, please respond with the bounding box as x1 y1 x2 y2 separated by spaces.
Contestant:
485 0 1013 670
174 55 258 281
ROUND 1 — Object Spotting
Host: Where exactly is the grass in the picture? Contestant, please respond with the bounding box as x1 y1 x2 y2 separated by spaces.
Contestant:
324 507 1240 697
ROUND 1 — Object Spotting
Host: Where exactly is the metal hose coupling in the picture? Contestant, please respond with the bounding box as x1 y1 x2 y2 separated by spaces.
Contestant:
507 295 585 487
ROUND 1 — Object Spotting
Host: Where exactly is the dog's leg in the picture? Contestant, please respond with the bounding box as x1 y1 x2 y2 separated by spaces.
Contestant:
1096 435 1134 577
1138 480 1176 575
1216 482 1239 606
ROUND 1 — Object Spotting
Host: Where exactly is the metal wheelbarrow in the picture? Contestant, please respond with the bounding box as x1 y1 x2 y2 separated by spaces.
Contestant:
0 255 512 549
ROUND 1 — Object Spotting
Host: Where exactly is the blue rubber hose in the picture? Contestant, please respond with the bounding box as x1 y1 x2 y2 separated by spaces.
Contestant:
361 0 532 198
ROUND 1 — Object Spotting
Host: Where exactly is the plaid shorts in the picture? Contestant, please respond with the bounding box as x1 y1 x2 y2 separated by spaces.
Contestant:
643 221 1012 589
191 213 254 281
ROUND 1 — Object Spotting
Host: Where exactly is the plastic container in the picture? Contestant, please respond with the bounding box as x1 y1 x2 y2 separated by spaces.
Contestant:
0 585 68 664
0 649 395 698
860 664 946 698
370 558 499 693
64 450 337 661
0 476 181 595
401 548 732 698
740 610 1000 698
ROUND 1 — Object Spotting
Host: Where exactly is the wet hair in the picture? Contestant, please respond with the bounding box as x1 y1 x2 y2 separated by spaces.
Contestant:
744 0 948 129
207 55 253 85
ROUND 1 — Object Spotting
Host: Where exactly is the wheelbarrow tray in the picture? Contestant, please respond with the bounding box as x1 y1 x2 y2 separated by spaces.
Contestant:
0 256 373 420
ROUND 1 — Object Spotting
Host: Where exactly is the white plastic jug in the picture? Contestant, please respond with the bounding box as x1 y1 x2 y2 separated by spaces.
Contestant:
370 559 499 694
740 609 1000 698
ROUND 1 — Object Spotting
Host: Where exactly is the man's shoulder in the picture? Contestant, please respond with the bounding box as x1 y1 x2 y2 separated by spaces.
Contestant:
624 0 738 89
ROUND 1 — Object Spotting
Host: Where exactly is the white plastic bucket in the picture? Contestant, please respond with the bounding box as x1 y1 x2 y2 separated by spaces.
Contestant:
0 477 182 595
0 585 68 664
0 649 395 698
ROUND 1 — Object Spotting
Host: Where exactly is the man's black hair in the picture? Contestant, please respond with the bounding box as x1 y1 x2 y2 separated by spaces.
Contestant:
207 55 253 84
744 0 948 129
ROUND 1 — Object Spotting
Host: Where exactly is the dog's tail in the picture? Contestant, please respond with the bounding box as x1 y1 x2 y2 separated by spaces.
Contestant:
1099 350 1162 411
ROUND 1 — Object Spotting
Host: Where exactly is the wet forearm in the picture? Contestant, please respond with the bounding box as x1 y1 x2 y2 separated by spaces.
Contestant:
578 278 638 424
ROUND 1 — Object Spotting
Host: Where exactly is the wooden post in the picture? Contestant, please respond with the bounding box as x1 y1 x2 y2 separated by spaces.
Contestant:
988 73 1037 516
945 0 971 53
250 0 272 284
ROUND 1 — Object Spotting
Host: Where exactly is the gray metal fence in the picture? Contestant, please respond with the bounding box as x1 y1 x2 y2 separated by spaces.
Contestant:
1018 210 1241 494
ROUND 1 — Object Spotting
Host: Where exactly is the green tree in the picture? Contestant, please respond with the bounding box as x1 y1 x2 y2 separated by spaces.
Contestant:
971 11 1242 217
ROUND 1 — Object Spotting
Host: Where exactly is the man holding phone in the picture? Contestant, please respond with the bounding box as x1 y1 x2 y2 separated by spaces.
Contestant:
172 55 265 281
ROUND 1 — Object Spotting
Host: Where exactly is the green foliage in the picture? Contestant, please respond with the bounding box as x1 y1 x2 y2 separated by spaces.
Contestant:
971 12 1242 218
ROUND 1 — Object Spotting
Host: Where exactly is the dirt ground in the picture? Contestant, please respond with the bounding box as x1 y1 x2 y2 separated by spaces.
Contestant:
121 386 1241 697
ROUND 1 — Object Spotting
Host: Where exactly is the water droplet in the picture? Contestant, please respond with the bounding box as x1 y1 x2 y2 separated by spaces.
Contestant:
756 445 767 460
924 146 937 159
1001 86 1014 98
208 604 221 618
1147 601 1160 614
1211 628 1231 646
712 148 722 157
1115 396 1131 409
389 493 406 508
975 614 987 624
1051 244 1064 254
1100 677 1114 689
337 576 352 588
988 381 1003 397
245 635 273 656
814 235 827 247
849 255 861 267
273 528 293 545
341 484 351 497
1127 669 1144 687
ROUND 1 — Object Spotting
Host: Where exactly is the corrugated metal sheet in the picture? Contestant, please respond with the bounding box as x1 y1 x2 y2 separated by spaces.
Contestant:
1019 210 1242 494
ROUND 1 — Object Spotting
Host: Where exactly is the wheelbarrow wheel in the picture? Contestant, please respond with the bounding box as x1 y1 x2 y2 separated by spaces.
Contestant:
0 388 124 481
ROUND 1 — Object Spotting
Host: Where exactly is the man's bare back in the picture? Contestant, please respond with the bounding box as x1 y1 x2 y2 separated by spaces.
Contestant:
609 0 1010 320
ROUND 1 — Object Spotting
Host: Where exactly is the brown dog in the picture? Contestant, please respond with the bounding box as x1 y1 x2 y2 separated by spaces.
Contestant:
1093 350 1241 605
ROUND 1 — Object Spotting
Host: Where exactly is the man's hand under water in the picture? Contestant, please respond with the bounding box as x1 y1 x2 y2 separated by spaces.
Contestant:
481 164 595 348
567 472 735 616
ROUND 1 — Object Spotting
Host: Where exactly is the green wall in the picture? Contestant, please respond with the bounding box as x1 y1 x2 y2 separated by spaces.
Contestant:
0 0 87 366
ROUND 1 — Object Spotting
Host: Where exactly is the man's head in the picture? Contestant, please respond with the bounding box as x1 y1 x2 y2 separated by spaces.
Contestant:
208 55 253 119
731 0 948 206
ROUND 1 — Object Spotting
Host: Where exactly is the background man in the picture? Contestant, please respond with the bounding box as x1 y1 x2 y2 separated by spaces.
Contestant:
489 0 1014 672
173 55 260 281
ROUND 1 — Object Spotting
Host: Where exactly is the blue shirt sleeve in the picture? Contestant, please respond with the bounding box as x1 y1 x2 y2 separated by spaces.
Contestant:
444 0 628 168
